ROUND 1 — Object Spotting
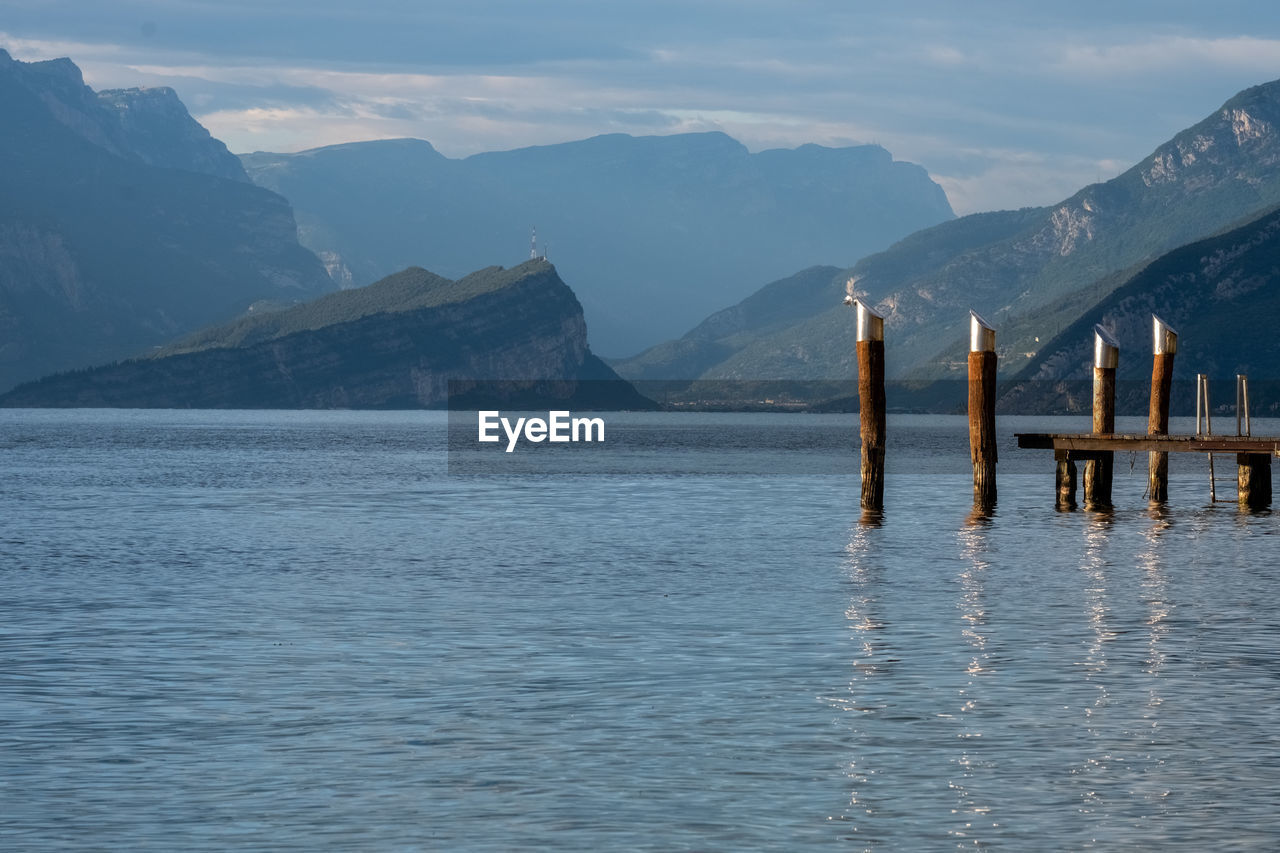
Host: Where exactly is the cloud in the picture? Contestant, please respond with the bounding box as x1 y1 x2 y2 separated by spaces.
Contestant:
922 44 969 67
934 152 1125 215
6 6 1280 214
1056 36 1280 77
0 30 130 62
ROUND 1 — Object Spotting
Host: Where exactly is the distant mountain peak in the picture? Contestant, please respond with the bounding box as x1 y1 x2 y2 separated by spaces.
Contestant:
24 56 85 86
290 136 444 159
0 48 333 391
97 85 248 181
99 85 182 104
0 50 247 181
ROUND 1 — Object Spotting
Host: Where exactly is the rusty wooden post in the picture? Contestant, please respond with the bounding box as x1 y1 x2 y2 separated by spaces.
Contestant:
1084 326 1117 510
968 311 997 510
1056 450 1077 511
1147 315 1177 502
854 299 886 511
1237 453 1272 509
1234 374 1269 508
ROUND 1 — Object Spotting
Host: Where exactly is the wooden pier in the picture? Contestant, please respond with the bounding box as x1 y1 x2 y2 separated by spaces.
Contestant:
1016 434 1280 455
1016 433 1276 508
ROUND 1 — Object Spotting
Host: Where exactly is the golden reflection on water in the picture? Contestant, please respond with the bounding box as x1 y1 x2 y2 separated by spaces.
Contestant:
837 516 887 820
1141 505 1172 686
958 510 992 678
1075 510 1116 815
1136 504 1173 809
949 510 998 843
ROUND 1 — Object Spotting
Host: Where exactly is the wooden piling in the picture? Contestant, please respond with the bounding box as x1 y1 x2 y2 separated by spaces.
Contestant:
1147 316 1177 502
854 300 886 511
1084 326 1118 511
1234 375 1267 507
1055 450 1078 511
968 311 997 510
1237 453 1272 509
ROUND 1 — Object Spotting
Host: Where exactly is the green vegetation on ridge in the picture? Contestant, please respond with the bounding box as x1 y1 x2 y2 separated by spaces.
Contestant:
159 260 555 356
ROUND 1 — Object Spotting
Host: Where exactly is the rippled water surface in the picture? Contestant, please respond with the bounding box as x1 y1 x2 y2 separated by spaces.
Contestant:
2 409 1279 850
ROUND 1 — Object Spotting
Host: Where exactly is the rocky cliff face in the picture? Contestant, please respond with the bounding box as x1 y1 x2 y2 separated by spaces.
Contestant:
1 49 245 181
0 49 333 392
999 203 1280 414
0 261 651 409
97 86 249 182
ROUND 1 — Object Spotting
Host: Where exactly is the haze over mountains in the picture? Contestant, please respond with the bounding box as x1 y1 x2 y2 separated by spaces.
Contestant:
241 133 955 356
615 79 1280 388
7 43 1280 413
0 49 333 392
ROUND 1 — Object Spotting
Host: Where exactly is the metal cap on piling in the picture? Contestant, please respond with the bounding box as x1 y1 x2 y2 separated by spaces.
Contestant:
854 300 885 342
1094 325 1120 369
1153 315 1178 355
969 311 996 353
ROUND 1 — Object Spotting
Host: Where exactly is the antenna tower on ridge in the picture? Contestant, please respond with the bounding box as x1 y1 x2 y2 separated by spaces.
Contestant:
530 227 538 260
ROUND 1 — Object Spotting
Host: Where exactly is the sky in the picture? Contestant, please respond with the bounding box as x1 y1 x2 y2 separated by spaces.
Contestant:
4 1 1280 214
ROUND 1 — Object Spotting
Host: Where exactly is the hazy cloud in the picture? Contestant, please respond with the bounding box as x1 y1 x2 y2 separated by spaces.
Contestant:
5 3 1280 213
1056 36 1280 77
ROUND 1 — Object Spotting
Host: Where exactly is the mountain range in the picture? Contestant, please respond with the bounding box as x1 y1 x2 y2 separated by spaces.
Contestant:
614 79 1280 390
240 133 955 356
0 49 333 393
7 45 1280 414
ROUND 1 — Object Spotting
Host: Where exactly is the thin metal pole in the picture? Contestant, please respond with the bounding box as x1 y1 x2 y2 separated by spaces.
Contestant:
1237 374 1243 437
1204 374 1215 502
1196 373 1203 434
1243 374 1251 437
1204 375 1212 435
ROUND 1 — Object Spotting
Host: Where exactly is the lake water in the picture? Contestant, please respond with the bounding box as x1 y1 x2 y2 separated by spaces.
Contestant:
2 409 1279 850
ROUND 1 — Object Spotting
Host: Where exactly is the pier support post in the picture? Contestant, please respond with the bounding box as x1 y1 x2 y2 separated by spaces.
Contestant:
968 311 998 510
854 299 886 511
1055 451 1077 511
1147 316 1177 502
1084 326 1118 511
1237 453 1272 509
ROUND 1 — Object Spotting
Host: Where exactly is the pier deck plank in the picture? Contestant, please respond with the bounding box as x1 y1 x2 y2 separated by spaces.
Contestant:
1016 433 1280 455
